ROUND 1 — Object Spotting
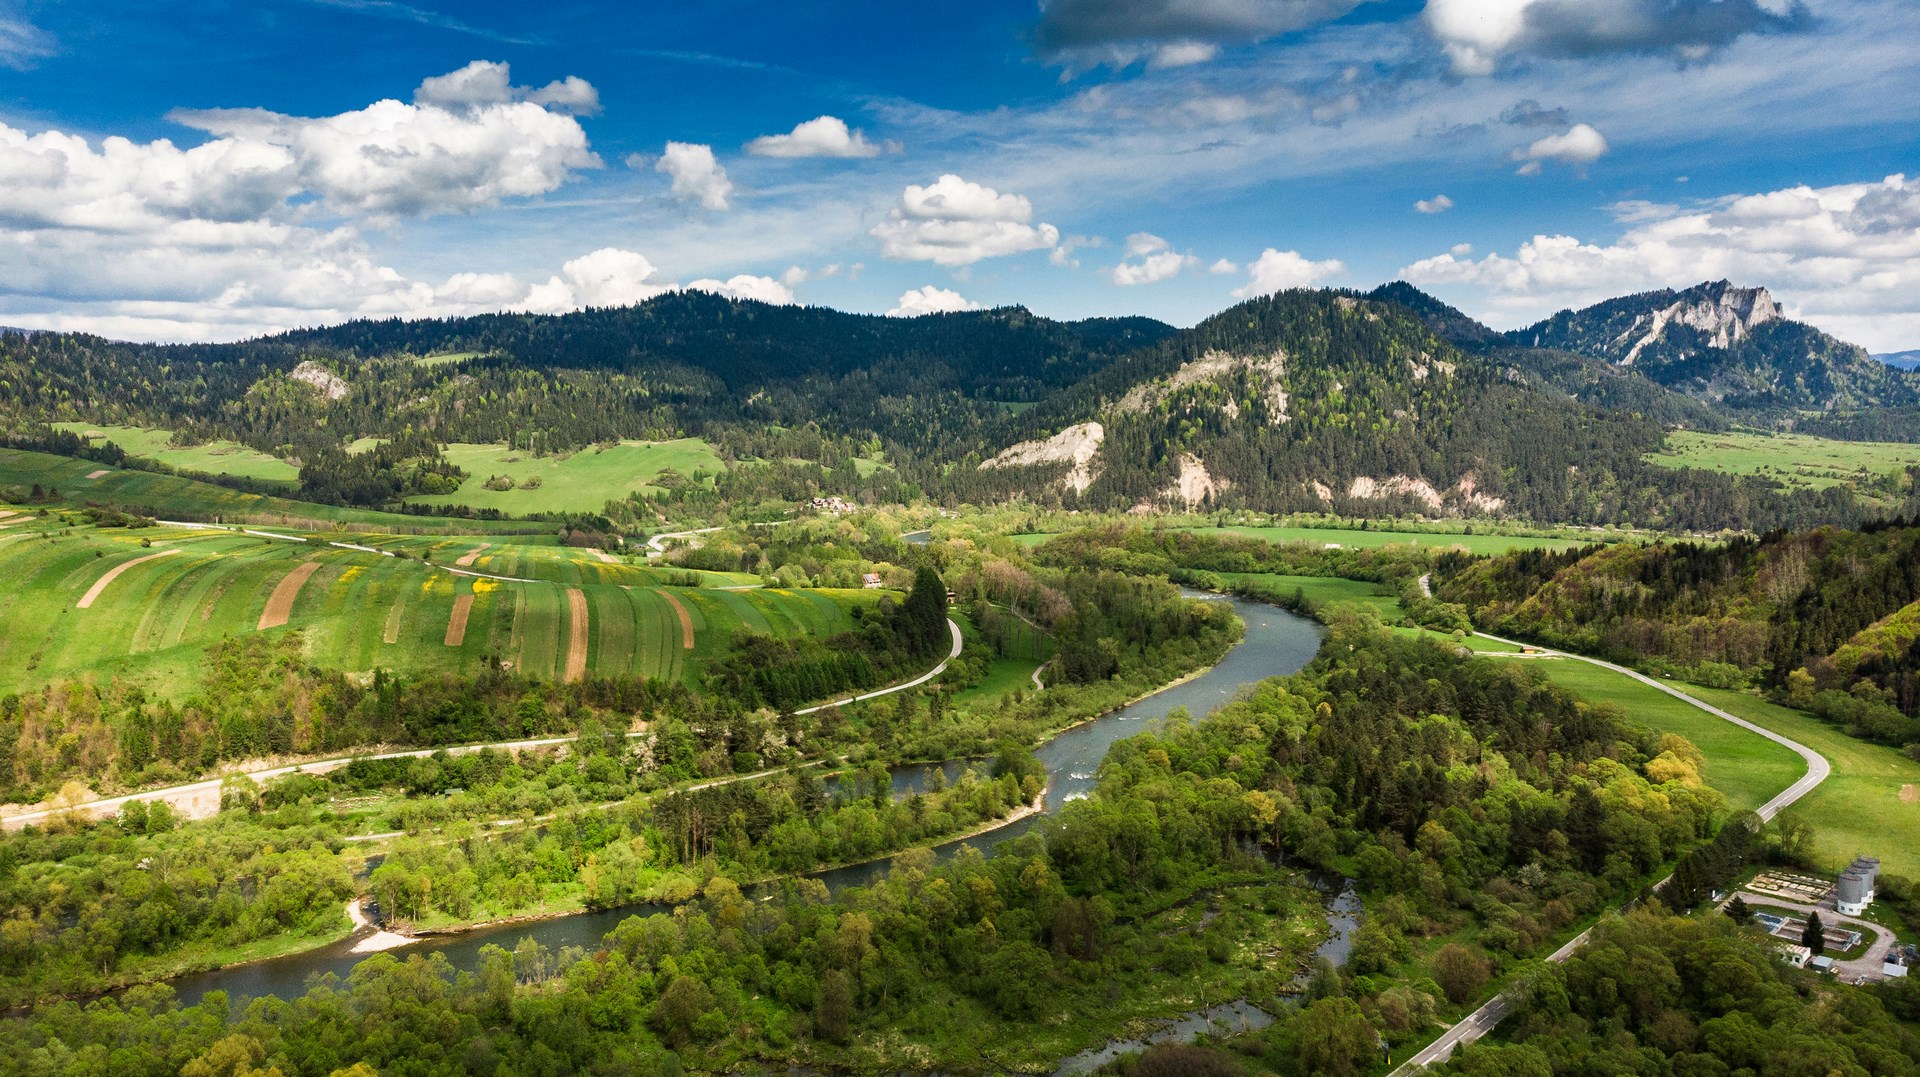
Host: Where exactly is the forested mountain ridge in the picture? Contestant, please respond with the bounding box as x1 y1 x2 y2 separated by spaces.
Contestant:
963 288 1905 531
1511 279 1920 412
1 285 1916 531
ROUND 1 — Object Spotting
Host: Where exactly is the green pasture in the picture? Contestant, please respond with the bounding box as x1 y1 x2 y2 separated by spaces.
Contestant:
51 423 299 484
1012 525 1597 553
1647 429 1920 492
1183 524 1596 553
0 449 532 533
1672 683 1920 880
0 523 881 696
1214 572 1405 619
1512 658 1805 816
406 439 726 514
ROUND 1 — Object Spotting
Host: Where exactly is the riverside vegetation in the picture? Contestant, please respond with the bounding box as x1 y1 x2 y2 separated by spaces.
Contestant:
0 616 1780 1076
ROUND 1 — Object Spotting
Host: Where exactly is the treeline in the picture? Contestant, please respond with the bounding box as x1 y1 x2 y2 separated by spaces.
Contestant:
1437 521 1920 751
705 567 951 710
296 430 464 504
1438 912 1920 1075
0 621 1748 1074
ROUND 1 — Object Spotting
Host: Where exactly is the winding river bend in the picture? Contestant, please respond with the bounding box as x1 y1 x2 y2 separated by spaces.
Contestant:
168 594 1326 1007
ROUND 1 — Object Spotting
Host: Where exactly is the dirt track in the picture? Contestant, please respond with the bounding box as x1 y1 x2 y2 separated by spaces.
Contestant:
77 549 180 608
258 559 323 629
659 589 695 649
445 594 474 647
563 588 589 681
453 543 490 567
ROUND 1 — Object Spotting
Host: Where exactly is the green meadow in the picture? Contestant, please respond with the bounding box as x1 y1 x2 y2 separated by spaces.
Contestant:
406 439 727 514
1012 525 1597 553
1671 683 1920 880
1647 429 1920 492
0 448 533 533
1516 658 1805 816
0 520 878 696
51 423 300 484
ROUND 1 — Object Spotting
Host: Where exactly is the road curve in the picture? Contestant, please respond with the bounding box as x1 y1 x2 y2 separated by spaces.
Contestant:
2 618 965 831
1390 632 1830 1073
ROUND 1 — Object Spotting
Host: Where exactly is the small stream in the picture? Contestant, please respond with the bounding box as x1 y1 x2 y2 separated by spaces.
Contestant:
167 594 1337 1023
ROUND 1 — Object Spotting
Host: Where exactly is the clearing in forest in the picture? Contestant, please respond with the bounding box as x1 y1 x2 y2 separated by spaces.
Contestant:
258 559 324 629
445 593 474 647
563 587 589 682
77 549 181 609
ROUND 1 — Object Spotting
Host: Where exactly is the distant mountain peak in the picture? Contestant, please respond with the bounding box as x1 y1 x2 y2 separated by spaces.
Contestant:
1513 280 1918 412
1616 280 1782 366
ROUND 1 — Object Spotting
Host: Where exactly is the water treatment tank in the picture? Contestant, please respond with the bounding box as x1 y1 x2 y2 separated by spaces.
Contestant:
1837 870 1871 914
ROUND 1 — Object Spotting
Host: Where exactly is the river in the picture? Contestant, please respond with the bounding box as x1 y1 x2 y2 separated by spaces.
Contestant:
167 593 1327 1007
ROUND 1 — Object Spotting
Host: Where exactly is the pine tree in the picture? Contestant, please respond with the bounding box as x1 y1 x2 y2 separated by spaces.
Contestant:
1802 911 1826 955
1724 894 1754 925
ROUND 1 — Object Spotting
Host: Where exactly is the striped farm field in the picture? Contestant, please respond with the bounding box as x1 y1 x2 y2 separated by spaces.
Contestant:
0 519 886 697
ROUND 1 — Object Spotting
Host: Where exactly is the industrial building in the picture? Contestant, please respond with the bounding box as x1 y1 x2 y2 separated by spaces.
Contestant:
1837 856 1880 915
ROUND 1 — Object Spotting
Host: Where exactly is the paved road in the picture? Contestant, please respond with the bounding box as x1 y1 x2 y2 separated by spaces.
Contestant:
2 616 964 830
1390 632 1831 1073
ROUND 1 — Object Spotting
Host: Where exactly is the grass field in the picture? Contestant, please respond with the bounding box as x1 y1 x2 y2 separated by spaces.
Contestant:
0 518 880 696
1647 429 1920 492
1516 659 1805 816
51 423 300 484
405 439 726 514
0 449 536 533
1012 526 1597 553
1215 572 1406 619
1671 683 1920 880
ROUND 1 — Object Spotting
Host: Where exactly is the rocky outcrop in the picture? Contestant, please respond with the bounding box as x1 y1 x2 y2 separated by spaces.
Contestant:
1618 283 1781 366
1116 349 1289 425
290 360 348 401
1164 454 1224 508
980 421 1104 494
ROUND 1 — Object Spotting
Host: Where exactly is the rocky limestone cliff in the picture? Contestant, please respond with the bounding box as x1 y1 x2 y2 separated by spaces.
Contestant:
1618 282 1781 366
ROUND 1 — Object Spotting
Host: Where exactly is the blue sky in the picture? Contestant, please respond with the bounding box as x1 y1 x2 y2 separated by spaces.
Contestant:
0 0 1916 348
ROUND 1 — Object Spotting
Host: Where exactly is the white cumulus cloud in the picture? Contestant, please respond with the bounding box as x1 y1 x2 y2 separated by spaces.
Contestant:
1424 0 1810 76
1415 194 1454 214
887 285 983 317
688 274 797 304
1111 232 1198 285
746 115 883 158
656 142 733 210
524 247 673 313
1513 123 1608 174
173 61 601 219
1398 173 1920 351
871 175 1060 266
1232 248 1346 298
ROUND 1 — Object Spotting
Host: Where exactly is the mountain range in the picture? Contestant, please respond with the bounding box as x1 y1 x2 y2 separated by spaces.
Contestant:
3 279 1917 532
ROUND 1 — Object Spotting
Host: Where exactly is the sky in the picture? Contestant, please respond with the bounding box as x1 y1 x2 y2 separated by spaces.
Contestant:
0 0 1916 350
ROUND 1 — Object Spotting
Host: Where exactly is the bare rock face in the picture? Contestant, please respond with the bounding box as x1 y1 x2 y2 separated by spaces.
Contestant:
1617 283 1781 366
980 421 1105 493
289 359 349 401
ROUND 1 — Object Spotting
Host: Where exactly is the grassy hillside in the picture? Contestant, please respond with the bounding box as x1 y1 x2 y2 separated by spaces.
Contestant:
0 518 877 696
0 449 533 533
50 422 300 484
1647 428 1920 494
405 438 725 514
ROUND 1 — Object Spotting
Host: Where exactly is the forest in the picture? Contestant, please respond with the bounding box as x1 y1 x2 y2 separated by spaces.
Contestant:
3 288 1917 532
0 618 1789 1075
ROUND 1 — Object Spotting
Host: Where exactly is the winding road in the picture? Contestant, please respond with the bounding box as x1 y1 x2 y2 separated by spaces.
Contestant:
1390 631 1831 1073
